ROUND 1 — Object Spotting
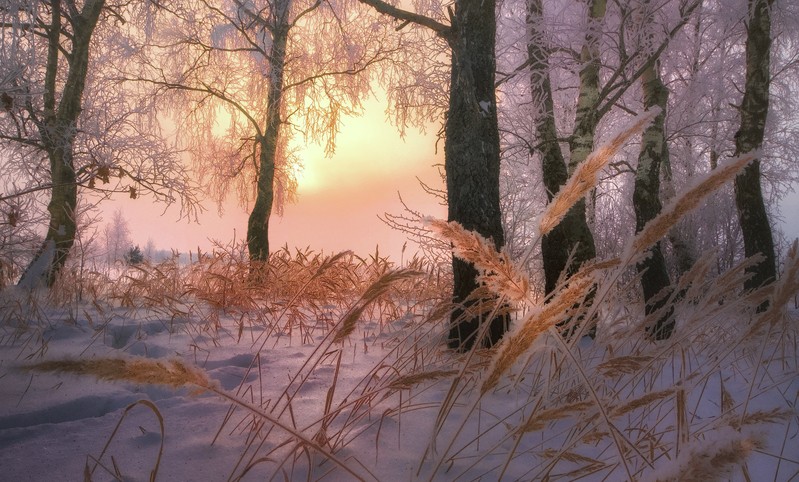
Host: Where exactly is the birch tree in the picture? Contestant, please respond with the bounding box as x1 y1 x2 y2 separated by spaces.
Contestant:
733 0 777 295
522 0 699 298
0 0 198 288
356 0 508 350
631 3 674 339
7 0 105 288
137 0 394 265
525 0 595 296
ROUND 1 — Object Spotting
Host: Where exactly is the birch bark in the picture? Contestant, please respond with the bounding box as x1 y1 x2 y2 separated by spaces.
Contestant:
733 0 777 296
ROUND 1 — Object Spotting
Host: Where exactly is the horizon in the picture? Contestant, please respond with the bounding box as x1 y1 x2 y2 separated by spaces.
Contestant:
101 94 447 262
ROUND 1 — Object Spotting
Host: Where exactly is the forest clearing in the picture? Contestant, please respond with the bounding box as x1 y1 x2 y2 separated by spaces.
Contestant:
2 0 799 479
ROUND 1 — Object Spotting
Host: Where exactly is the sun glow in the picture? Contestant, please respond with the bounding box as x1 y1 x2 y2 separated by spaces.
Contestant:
290 95 440 198
108 92 444 259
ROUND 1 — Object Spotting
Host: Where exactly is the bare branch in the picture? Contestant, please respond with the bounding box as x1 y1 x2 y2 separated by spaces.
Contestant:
355 0 451 39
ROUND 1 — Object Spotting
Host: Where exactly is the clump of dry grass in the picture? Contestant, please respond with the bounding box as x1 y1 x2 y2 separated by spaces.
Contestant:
643 428 763 482
182 243 256 312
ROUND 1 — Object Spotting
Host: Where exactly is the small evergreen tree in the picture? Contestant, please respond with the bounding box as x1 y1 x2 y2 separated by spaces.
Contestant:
124 245 144 266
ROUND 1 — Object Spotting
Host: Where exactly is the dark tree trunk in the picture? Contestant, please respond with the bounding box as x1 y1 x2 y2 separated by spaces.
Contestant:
353 0 509 350
528 0 597 297
247 145 276 263
247 7 289 265
445 0 508 351
733 0 776 296
18 0 104 289
528 0 570 295
633 61 674 340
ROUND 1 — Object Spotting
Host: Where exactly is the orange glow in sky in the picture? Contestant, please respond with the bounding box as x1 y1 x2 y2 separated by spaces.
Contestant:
107 95 445 260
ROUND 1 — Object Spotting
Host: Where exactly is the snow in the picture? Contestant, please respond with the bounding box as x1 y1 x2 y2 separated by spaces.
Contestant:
479 100 492 117
1 276 797 481
16 239 54 290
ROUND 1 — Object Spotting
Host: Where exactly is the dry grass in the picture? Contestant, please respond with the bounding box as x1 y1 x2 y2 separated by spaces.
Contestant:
4 128 798 481
26 357 212 391
9 226 798 481
642 429 764 482
427 219 530 303
418 129 798 481
481 268 594 394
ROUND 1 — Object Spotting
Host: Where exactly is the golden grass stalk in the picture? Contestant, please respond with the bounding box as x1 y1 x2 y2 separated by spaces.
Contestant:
481 269 594 394
87 399 165 482
596 355 654 377
533 448 609 482
731 408 793 429
517 400 595 434
609 388 675 418
539 109 659 236
627 153 755 260
427 219 530 303
540 448 606 469
388 369 458 390
27 357 213 391
332 268 423 343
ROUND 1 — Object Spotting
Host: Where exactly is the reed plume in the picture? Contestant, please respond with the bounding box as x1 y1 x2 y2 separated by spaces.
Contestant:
627 153 755 260
481 269 594 394
539 109 659 236
516 400 594 434
746 239 799 337
27 357 213 391
427 218 530 303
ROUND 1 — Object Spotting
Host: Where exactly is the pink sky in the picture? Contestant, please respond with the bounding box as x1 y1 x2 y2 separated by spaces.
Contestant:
107 96 446 260
102 93 799 262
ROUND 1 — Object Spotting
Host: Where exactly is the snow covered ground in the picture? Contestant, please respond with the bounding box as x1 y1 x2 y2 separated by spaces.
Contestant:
1 255 798 481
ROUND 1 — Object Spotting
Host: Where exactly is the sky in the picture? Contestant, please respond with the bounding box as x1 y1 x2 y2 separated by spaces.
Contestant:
106 95 446 261
103 93 799 264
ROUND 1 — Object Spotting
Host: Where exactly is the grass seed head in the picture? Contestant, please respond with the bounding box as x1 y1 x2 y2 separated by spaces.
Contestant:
26 357 213 392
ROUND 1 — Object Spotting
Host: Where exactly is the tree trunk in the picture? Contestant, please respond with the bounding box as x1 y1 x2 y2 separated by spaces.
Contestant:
446 0 508 350
18 0 104 289
733 0 776 296
633 60 674 340
528 0 568 295
529 0 598 297
353 0 509 350
660 146 696 277
247 5 289 265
